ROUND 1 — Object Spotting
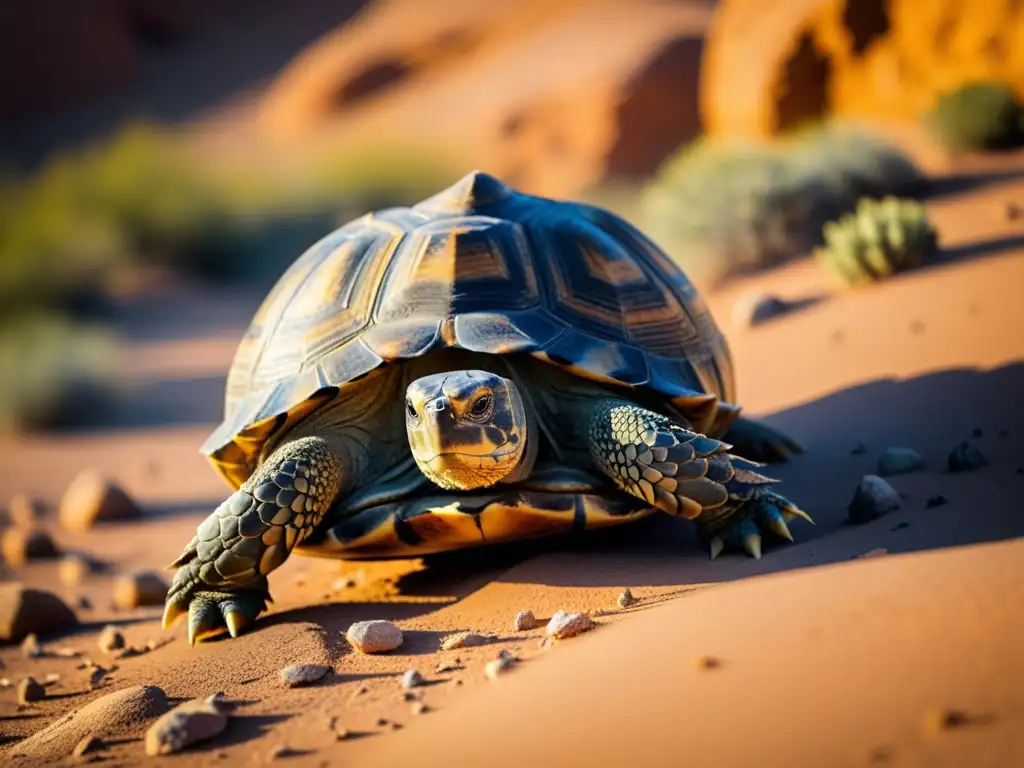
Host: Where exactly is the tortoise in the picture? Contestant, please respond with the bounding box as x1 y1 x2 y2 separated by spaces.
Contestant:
163 171 811 644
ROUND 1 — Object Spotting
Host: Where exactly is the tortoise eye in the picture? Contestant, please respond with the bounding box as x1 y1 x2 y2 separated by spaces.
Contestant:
470 395 492 418
406 399 419 420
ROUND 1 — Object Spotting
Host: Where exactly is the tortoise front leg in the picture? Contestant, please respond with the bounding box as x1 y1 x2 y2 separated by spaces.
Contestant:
584 401 813 559
720 415 805 464
163 436 345 644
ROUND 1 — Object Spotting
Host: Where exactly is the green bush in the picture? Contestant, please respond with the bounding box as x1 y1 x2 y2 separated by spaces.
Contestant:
814 196 938 287
926 82 1024 152
638 125 925 288
0 313 118 432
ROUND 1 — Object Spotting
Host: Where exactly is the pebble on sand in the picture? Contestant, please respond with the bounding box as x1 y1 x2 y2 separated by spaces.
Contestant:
485 654 517 680
401 669 425 689
847 475 902 524
546 610 596 640
98 625 126 654
8 493 43 529
923 708 972 733
59 555 93 587
0 585 78 643
2 528 60 567
617 588 639 608
877 447 925 477
21 633 43 658
18 676 46 704
280 663 329 687
145 696 229 756
346 620 403 653
411 701 429 715
731 292 791 329
113 571 168 609
440 631 494 651
59 471 142 534
948 441 988 473
72 735 102 758
513 610 539 631
926 494 949 508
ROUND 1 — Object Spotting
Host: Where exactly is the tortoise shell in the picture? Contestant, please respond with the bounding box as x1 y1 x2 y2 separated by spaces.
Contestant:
203 171 736 488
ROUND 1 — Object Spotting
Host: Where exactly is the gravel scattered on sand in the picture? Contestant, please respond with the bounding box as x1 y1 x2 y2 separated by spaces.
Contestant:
59 471 142 533
546 610 596 639
280 663 329 687
18 676 46 704
440 631 494 650
113 571 168 609
346 620 403 653
948 441 988 473
2 528 60 567
145 696 229 756
877 447 924 476
617 588 639 608
848 475 902 524
98 625 126 654
401 669 425 689
513 610 538 631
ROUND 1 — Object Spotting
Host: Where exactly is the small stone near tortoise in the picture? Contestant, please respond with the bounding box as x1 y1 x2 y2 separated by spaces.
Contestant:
113 571 168 609
546 610 596 639
617 588 639 608
512 610 538 631
346 620 402 653
18 676 46 704
948 442 987 473
400 669 424 690
98 625 125 654
848 475 902 524
440 631 493 651
21 633 43 658
280 663 329 687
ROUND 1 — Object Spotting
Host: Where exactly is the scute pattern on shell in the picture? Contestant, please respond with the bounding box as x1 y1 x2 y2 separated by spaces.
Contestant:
204 171 735 488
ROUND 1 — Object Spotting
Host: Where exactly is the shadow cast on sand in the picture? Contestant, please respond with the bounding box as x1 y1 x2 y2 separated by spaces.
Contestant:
921 168 1024 200
365 362 1024 596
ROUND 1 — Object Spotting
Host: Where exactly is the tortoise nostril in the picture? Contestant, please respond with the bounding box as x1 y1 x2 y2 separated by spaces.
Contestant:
426 396 449 413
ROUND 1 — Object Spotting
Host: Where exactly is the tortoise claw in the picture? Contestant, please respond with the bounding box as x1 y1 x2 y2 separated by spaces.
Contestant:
766 513 794 542
743 533 762 560
162 600 187 631
709 536 725 561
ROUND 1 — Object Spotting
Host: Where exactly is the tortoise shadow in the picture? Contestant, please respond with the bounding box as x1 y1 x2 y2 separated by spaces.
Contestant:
383 362 1024 594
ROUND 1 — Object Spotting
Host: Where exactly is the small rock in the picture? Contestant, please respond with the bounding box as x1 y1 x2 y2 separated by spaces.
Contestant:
400 669 424 690
335 728 351 741
731 292 790 329
145 697 229 756
948 442 988 473
411 701 428 715
857 548 889 559
435 661 460 673
923 708 971 733
72 735 102 758
925 494 949 509
695 655 722 670
850 443 867 455
21 633 43 658
88 666 110 689
402 691 420 702
112 571 168 609
77 596 93 611
440 631 493 650
0 678 10 688
8 493 43 528
18 676 46 704
0 585 78 643
512 610 538 631
545 610 596 640
617 588 638 608
847 475 902 524
484 655 517 680
877 447 924 477
376 717 390 727
59 555 92 587
98 625 125 654
346 620 403 653
2 528 60 567
280 663 329 687
59 471 142 533
44 672 61 684
1004 201 1023 221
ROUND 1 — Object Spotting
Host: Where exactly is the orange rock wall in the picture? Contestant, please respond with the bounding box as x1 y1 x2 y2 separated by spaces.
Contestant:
702 0 1024 139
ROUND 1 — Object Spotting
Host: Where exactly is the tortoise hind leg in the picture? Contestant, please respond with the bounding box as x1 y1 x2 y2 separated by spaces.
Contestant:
721 416 805 464
163 436 345 644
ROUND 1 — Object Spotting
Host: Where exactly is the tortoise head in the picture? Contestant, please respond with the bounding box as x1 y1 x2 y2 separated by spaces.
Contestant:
405 370 535 490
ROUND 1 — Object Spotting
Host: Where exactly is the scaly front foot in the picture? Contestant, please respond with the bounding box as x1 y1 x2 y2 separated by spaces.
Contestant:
698 483 813 560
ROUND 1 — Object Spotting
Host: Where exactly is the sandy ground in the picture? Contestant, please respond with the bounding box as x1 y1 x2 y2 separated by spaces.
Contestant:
2 158 1024 765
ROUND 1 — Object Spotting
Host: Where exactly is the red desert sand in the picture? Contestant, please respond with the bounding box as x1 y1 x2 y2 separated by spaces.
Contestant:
1 156 1023 766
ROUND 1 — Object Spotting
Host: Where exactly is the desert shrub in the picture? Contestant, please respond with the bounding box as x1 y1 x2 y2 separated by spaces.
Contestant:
925 81 1024 152
814 196 938 287
0 313 118 432
638 125 925 288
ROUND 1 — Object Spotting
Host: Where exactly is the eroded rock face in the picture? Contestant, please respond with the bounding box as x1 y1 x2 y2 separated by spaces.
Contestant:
701 0 1024 139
